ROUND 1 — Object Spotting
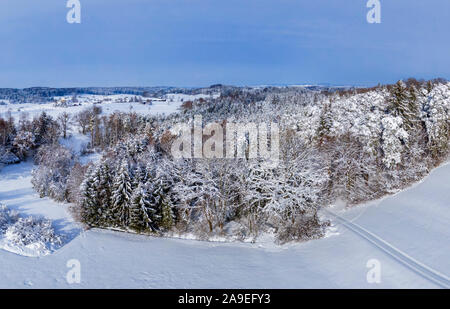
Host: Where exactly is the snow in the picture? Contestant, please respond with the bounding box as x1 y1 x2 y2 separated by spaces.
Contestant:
0 93 213 121
330 161 450 273
59 133 90 155
0 214 63 258
0 162 80 258
0 150 20 165
0 87 448 288
0 159 449 288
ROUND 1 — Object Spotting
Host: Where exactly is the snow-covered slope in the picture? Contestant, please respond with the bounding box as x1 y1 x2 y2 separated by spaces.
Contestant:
0 160 448 288
0 93 215 122
0 162 80 257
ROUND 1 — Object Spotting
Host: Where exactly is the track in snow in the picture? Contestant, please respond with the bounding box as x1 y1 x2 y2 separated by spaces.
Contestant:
324 209 450 289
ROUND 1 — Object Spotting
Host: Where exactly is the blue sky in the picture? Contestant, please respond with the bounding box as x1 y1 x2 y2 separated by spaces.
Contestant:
0 0 449 88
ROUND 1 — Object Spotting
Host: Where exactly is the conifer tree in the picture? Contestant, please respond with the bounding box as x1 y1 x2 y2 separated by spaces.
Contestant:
129 183 157 232
97 161 113 225
316 101 333 146
79 166 101 226
389 81 419 132
159 195 175 231
111 160 133 227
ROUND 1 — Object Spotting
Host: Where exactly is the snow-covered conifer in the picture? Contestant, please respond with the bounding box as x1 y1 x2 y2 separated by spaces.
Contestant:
129 183 157 232
111 160 133 226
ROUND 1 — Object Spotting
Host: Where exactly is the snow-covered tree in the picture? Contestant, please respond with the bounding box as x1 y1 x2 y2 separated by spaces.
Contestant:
159 194 175 231
381 115 408 169
12 130 35 159
422 83 450 160
389 81 420 132
111 160 133 226
31 144 76 201
129 183 157 232
78 166 101 226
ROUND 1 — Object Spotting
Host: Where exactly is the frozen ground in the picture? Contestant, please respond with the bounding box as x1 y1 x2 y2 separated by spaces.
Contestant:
0 93 217 121
0 160 449 288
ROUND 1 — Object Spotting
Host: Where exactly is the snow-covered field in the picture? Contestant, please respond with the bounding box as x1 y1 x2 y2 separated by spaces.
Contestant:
0 93 217 121
0 159 449 288
1 92 214 161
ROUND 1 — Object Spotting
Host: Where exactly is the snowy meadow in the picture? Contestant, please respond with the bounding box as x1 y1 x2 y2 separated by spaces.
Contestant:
0 81 449 288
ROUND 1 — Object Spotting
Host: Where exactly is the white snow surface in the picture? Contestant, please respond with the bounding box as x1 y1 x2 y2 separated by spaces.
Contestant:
0 159 449 288
0 93 214 121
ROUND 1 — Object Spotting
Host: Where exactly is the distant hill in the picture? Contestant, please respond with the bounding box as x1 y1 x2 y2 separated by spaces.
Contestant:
0 87 178 104
0 84 353 104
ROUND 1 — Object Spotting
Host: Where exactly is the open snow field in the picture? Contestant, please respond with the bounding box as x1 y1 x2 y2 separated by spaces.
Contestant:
0 159 449 288
0 93 217 121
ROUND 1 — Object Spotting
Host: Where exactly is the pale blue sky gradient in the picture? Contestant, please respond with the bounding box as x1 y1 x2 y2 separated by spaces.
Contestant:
0 0 449 87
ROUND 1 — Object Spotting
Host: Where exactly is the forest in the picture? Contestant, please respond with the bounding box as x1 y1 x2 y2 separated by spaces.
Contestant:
1 79 449 243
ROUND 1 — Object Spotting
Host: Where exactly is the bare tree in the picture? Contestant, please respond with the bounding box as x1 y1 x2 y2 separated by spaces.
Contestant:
58 112 70 139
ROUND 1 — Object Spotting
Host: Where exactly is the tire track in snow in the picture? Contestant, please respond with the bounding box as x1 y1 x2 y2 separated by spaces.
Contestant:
324 209 450 289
